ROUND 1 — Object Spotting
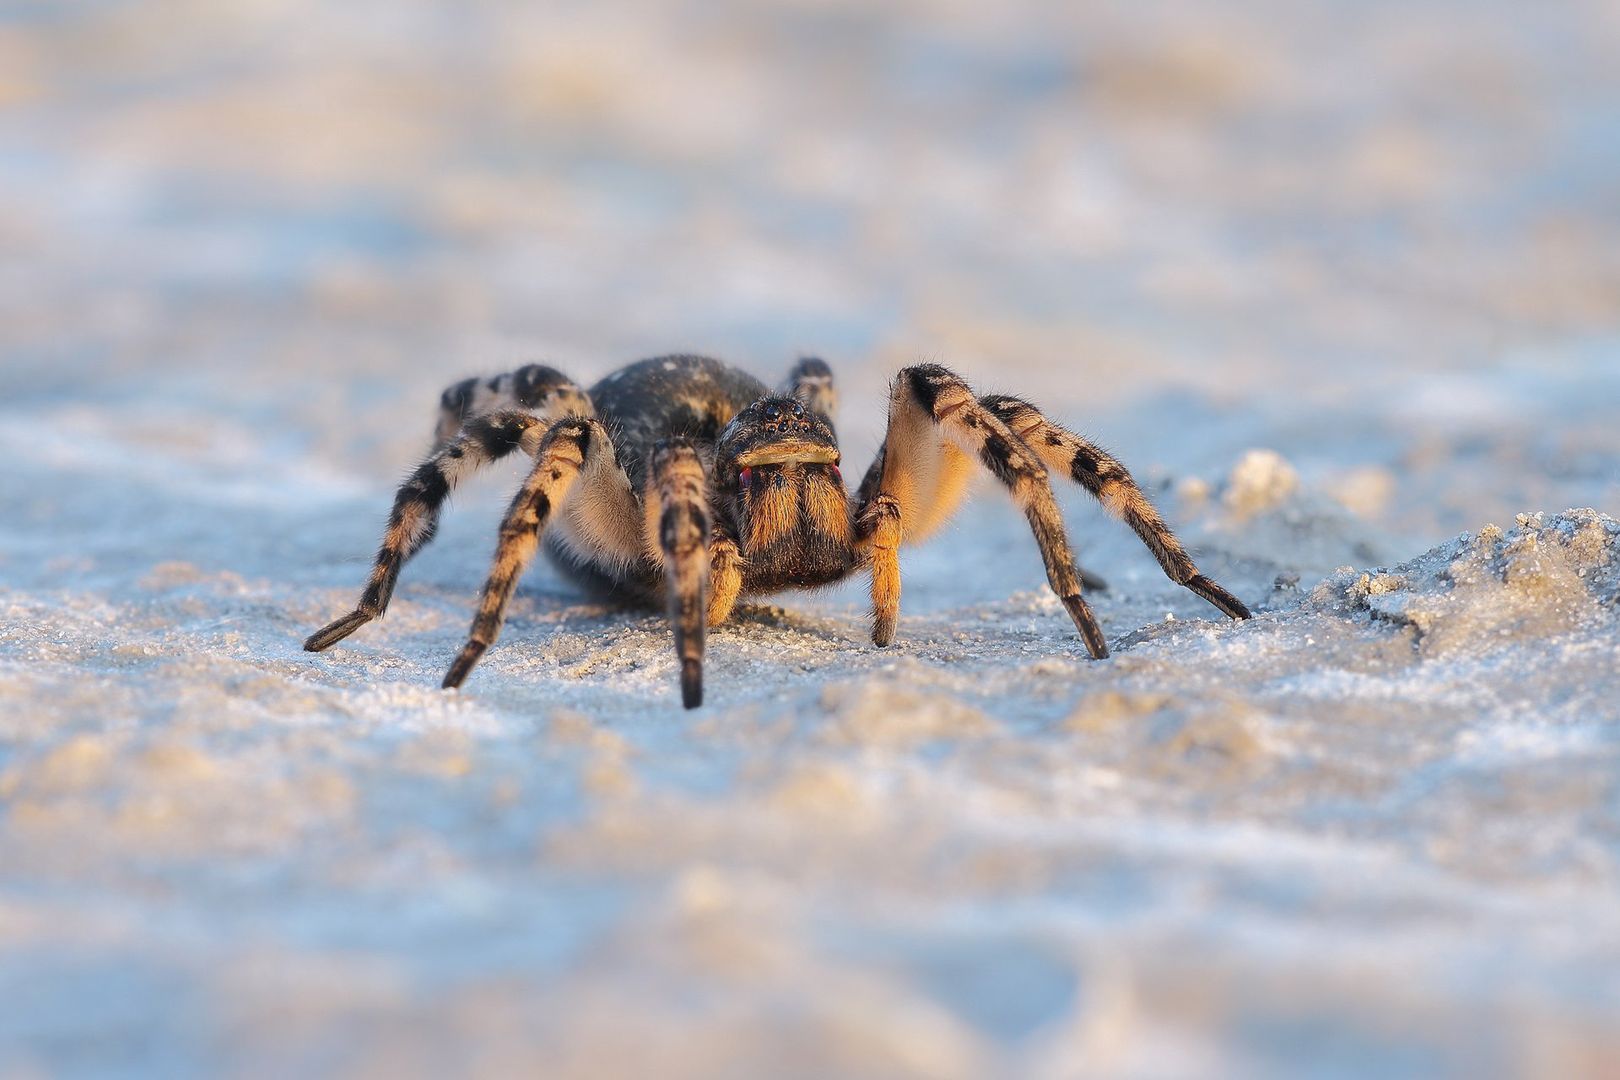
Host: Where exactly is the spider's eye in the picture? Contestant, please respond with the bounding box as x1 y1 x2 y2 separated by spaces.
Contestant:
763 403 782 422
791 401 805 418
738 467 753 490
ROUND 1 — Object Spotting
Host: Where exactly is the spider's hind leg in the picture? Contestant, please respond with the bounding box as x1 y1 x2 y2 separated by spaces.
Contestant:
305 409 546 652
305 364 592 653
435 364 592 446
778 356 837 421
981 394 1251 620
441 416 638 688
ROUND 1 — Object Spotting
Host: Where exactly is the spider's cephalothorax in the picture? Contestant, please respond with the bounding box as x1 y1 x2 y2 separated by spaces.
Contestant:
305 354 1251 708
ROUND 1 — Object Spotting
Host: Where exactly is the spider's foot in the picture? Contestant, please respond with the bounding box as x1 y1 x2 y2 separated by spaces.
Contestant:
1186 575 1252 620
681 658 703 709
1079 567 1109 593
304 610 373 652
1061 592 1110 659
871 614 896 648
442 641 487 689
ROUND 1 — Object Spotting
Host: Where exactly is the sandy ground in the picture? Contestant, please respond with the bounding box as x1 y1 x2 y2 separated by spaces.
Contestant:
3 1 1620 1076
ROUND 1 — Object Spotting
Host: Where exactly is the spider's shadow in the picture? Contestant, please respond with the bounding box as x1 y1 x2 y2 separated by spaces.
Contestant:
519 585 865 647
715 601 859 639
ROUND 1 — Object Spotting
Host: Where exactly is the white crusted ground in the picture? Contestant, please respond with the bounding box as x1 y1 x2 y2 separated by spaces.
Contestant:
3 1 1620 1076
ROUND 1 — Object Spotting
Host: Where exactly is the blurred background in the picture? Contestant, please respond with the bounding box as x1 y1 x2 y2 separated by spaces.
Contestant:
5 0 1619 523
3 0 1619 1076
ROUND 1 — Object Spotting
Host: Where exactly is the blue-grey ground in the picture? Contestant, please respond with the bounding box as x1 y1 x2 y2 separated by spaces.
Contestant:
2 2 1619 1076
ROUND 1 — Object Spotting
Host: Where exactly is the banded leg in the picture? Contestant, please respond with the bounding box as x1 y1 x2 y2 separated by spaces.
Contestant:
305 410 549 652
778 356 837 421
442 418 625 688
435 363 591 446
981 395 1251 620
856 364 1110 658
308 364 591 653
644 440 711 708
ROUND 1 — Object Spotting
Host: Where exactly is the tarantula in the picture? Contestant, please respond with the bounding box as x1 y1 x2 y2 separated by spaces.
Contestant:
305 355 1250 707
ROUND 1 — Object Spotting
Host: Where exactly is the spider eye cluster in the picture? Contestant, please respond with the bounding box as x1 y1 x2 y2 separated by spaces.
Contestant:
759 399 812 430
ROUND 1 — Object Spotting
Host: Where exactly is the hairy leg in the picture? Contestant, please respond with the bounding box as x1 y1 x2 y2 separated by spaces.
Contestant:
441 418 632 688
643 439 711 708
307 365 593 653
981 395 1250 620
434 363 591 446
305 410 549 652
707 534 744 628
855 365 1109 657
777 356 837 421
859 493 903 645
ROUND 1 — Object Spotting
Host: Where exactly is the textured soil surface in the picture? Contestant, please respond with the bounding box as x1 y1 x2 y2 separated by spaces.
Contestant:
3 2 1620 1076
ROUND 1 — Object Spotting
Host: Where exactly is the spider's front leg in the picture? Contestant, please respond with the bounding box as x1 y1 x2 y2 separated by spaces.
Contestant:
855 365 1110 658
643 439 711 708
441 417 635 689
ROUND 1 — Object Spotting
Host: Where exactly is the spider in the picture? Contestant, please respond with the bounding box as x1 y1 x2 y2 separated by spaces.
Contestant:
305 355 1251 708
